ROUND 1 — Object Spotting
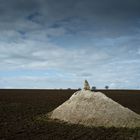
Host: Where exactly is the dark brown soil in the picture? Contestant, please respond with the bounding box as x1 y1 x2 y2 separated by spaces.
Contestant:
0 89 140 140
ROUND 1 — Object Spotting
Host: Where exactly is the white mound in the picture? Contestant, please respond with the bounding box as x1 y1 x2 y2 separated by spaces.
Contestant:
49 90 140 128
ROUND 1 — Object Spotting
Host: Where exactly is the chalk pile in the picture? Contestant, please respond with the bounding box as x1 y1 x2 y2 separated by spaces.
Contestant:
49 80 140 128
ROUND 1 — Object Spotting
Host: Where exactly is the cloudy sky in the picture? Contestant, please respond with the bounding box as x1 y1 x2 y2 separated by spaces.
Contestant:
0 0 140 89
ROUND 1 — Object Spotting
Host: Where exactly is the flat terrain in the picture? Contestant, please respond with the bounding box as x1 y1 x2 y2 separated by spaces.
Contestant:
0 89 140 140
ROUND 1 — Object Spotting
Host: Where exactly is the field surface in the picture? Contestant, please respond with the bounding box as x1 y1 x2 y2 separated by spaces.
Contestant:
0 89 140 140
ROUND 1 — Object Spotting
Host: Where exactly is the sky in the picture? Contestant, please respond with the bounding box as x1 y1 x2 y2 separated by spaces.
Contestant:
0 0 140 89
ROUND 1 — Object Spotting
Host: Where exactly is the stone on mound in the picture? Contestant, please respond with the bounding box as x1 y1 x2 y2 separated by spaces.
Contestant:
49 82 140 128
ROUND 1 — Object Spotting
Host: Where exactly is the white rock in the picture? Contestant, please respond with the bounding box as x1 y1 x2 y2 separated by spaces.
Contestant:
83 80 90 90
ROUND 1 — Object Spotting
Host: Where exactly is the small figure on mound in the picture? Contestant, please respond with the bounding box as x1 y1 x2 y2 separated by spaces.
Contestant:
84 80 90 90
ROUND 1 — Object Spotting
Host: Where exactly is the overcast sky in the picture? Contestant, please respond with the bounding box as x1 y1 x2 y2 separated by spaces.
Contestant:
0 0 140 89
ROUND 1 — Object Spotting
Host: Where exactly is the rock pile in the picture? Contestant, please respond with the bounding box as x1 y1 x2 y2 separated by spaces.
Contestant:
49 81 140 128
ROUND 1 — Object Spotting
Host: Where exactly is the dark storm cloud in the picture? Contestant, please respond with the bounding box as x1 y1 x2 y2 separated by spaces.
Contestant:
0 0 140 34
54 0 139 38
46 0 140 18
0 0 39 14
41 0 140 28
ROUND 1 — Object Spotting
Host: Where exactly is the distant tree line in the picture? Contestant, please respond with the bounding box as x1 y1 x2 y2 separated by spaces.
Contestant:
67 85 109 90
91 85 109 91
